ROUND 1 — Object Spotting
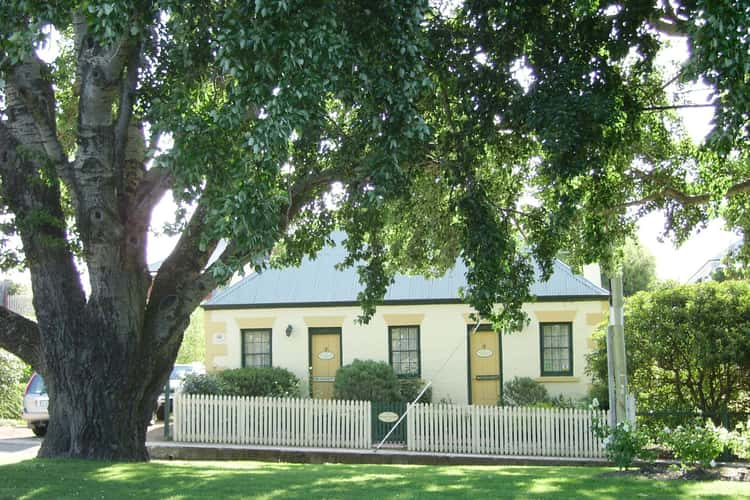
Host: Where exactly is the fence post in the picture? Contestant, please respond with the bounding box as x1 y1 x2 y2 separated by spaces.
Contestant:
163 382 171 440
626 394 637 428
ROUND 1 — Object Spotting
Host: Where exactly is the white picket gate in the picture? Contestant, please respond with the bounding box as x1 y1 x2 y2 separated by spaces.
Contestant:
173 394 372 449
406 403 609 458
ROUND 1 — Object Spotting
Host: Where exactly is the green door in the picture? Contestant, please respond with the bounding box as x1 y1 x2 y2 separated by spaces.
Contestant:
372 401 407 446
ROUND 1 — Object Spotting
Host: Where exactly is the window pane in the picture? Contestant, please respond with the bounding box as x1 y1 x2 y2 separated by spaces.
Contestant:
409 329 418 350
541 323 571 375
391 326 420 376
242 329 271 368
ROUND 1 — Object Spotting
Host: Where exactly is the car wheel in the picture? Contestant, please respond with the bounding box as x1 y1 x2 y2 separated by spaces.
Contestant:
155 405 165 421
31 424 47 437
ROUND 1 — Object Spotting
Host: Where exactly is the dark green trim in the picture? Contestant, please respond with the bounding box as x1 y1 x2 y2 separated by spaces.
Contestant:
466 324 503 405
307 327 343 397
539 322 574 376
387 325 421 378
240 328 272 368
202 296 609 310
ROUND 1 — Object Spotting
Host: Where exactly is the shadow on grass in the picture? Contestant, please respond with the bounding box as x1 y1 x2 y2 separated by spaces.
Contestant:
0 459 747 499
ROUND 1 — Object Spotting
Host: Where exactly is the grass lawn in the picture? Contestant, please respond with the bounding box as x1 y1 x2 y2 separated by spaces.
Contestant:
0 459 747 499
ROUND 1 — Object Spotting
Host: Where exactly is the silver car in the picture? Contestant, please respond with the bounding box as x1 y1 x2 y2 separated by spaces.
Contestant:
21 373 48 437
155 363 205 420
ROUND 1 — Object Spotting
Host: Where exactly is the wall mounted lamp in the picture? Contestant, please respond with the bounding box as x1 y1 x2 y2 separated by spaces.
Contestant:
285 324 293 337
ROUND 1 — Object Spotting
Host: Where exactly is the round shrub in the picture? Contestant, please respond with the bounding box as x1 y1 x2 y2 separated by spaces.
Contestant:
502 377 550 406
218 367 301 398
333 359 401 402
727 420 750 459
594 420 651 470
399 378 433 404
660 420 724 469
181 373 225 396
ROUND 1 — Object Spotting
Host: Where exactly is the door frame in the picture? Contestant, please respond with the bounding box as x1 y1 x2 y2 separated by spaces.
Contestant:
307 326 343 397
466 324 503 405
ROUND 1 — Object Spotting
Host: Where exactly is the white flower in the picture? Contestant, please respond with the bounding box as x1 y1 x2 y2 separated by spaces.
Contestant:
591 398 599 409
710 460 717 468
663 426 671 434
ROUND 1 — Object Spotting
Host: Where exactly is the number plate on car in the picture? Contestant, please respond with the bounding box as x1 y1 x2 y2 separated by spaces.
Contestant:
37 400 48 409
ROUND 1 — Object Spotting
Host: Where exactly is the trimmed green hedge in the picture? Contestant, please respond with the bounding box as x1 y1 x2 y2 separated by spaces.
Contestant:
333 359 401 402
182 367 300 398
502 376 550 406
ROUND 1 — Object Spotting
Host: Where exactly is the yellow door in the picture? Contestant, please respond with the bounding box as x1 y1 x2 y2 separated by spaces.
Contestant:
310 331 341 399
468 327 502 405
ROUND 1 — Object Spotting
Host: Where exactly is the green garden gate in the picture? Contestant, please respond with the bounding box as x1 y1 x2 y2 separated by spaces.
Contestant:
372 401 408 446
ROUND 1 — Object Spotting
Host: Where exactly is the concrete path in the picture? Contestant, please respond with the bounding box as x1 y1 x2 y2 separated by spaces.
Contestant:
0 425 41 465
0 422 170 465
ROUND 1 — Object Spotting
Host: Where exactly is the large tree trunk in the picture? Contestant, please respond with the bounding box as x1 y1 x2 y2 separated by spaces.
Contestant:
32 268 178 460
39 354 160 461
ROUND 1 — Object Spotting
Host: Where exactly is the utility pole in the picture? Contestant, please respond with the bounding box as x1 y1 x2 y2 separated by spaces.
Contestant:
607 273 628 425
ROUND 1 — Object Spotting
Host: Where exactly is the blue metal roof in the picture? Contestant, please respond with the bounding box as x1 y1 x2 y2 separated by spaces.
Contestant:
204 236 609 308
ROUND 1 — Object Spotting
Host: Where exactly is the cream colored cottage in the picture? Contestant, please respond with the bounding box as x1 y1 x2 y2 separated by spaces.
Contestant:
202 238 609 406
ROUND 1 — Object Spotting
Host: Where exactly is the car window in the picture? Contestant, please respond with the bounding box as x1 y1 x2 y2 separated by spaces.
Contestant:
28 374 47 395
170 366 193 380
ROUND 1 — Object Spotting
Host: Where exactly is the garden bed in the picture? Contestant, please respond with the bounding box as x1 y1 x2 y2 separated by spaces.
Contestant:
601 463 749 482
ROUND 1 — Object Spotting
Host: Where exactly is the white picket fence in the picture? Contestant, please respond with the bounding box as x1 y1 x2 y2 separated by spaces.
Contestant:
173 395 608 458
6 294 34 318
407 403 608 458
173 394 372 449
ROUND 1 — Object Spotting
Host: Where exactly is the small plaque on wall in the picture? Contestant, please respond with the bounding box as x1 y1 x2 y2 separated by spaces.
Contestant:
212 332 226 344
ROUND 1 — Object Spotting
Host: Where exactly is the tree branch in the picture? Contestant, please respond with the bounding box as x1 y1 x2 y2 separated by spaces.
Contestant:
0 307 43 371
285 167 346 223
650 2 689 38
649 17 685 37
114 41 143 191
71 13 135 231
131 166 173 220
642 103 715 112
4 55 69 178
145 199 218 337
623 178 750 209
0 120 87 326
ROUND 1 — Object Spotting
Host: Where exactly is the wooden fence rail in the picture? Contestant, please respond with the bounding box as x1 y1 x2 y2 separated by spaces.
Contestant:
173 394 372 449
406 403 609 458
